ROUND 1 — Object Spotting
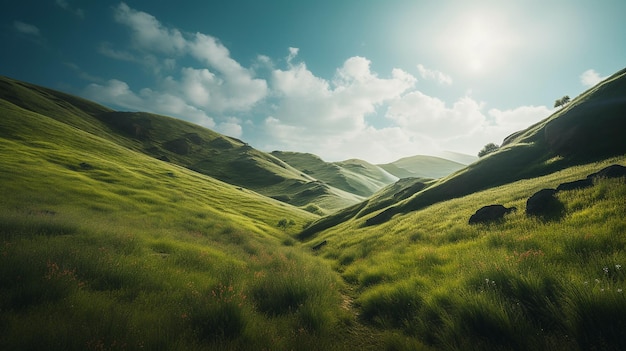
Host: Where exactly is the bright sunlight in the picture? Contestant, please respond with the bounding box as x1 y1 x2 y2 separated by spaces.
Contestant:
440 10 516 75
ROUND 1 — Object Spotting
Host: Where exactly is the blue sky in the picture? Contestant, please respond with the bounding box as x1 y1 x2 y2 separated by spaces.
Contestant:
2 0 624 163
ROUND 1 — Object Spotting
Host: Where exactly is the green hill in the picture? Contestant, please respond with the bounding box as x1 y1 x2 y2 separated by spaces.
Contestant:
0 92 367 349
434 150 478 165
0 76 361 214
379 154 466 179
306 155 626 350
301 67 626 236
2 68 626 350
271 151 398 197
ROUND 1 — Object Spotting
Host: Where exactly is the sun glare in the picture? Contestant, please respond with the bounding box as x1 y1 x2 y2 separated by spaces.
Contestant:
462 16 505 73
440 11 514 75
465 19 492 71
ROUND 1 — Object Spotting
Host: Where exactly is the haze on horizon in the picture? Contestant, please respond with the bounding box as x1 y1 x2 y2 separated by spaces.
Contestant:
1 0 624 164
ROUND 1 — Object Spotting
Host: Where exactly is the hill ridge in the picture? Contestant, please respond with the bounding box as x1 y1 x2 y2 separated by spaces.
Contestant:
300 66 626 238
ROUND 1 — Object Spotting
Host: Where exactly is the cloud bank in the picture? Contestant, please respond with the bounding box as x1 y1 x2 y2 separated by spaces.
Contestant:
13 21 40 36
580 69 607 87
82 2 551 163
55 0 85 19
417 64 453 85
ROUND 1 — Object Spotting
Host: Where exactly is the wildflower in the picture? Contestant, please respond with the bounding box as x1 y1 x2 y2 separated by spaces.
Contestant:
603 267 609 274
616 264 622 270
618 289 623 293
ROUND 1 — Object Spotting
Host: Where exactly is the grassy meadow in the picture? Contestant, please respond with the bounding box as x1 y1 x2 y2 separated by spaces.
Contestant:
2 73 626 350
0 100 357 350
309 156 626 350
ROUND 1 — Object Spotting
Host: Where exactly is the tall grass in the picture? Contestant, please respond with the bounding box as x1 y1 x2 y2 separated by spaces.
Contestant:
0 206 352 350
0 107 359 350
3 88 626 349
313 156 626 350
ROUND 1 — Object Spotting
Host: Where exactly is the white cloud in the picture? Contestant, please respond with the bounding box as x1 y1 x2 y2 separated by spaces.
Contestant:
84 79 142 106
382 94 551 158
417 64 452 85
261 52 546 162
257 53 419 162
113 2 186 54
215 117 243 138
435 104 550 154
488 105 552 132
187 33 268 110
269 54 415 135
82 3 553 164
56 0 85 19
386 92 485 138
580 69 607 87
13 21 40 36
84 2 265 135
257 55 271 64
287 47 299 64
103 3 267 115
83 79 215 127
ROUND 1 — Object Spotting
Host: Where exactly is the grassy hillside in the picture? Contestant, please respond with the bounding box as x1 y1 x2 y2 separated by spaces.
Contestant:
302 67 626 235
2 68 626 350
0 97 370 350
271 151 397 197
0 76 361 214
379 155 467 179
308 155 626 350
434 150 478 165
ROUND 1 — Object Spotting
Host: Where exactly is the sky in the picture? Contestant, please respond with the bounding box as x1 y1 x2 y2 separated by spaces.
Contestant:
1 0 625 164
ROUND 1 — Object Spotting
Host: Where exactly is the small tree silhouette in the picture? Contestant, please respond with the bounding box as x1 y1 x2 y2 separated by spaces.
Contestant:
554 95 571 108
478 143 500 157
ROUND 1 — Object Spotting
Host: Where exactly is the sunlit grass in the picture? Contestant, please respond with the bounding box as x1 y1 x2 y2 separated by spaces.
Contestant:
3 81 626 349
313 156 626 350
0 103 360 350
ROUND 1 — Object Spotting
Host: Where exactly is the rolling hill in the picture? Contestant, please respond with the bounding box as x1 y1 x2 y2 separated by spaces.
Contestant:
2 67 626 350
378 154 467 179
0 76 472 216
433 150 478 165
271 151 398 197
300 66 626 237
0 76 365 214
0 90 360 349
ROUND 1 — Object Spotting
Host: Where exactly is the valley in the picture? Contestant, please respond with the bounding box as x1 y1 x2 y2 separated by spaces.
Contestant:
1 68 626 350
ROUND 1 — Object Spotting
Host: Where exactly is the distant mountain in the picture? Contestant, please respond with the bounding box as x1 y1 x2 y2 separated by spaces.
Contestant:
434 150 478 165
271 151 397 197
378 155 466 179
0 76 362 214
300 66 626 237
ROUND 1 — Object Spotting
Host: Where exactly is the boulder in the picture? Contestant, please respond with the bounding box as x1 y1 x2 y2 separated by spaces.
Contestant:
556 178 594 192
526 188 563 219
587 164 626 180
469 205 517 225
